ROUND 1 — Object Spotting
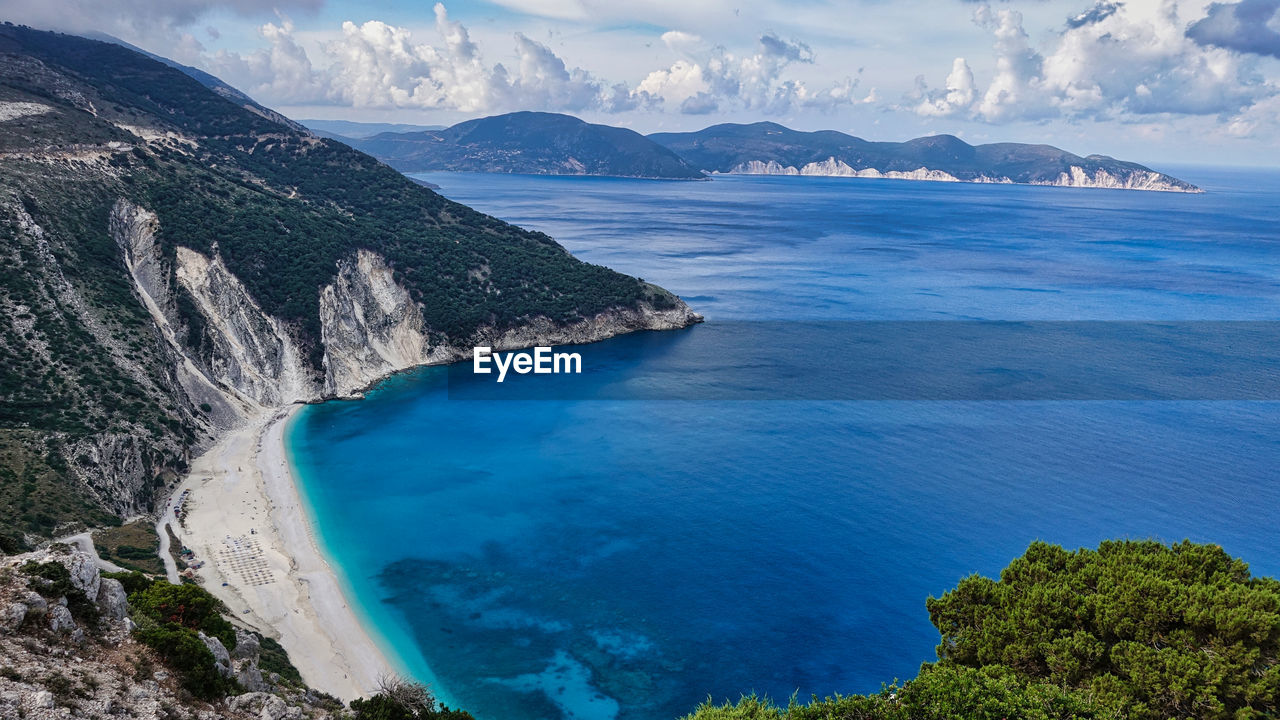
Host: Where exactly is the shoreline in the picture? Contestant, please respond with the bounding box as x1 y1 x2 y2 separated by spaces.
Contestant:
163 405 403 701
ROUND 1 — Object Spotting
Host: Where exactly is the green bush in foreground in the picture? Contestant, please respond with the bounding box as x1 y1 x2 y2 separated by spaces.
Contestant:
684 540 1280 720
108 572 240 699
132 618 237 699
130 581 237 651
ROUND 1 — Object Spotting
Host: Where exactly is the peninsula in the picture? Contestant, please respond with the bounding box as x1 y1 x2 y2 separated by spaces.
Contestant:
0 22 698 711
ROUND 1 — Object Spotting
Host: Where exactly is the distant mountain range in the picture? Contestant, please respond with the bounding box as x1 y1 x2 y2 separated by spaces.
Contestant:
346 111 1198 192
346 112 705 179
302 119 446 139
650 122 1199 192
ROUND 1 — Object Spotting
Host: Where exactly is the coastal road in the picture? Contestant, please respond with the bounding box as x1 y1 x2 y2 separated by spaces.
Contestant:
156 496 183 583
55 531 127 574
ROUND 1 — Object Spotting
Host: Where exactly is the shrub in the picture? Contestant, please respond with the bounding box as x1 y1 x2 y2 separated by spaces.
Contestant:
350 676 475 720
102 569 154 596
256 634 303 686
130 582 237 650
132 617 236 700
927 540 1280 720
122 578 241 699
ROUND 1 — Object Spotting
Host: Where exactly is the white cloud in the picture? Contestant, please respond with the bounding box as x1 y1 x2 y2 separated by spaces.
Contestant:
916 58 977 117
209 17 325 104
196 4 856 117
208 4 616 112
637 32 857 114
660 31 706 56
912 0 1276 122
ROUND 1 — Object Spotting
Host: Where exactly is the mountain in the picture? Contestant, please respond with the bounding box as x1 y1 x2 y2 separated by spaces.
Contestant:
347 111 706 179
301 119 446 140
649 122 1200 192
87 33 309 135
0 25 699 548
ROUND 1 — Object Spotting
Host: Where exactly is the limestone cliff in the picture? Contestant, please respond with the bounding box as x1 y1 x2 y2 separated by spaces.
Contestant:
317 248 701 397
174 247 320 408
109 202 701 408
727 156 1197 192
319 250 438 397
651 122 1201 193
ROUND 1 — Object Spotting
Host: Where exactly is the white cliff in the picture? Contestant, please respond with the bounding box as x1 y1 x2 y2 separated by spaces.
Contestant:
730 157 961 182
111 200 255 426
1033 166 1198 192
319 249 439 397
112 202 700 410
726 157 1198 192
174 247 319 407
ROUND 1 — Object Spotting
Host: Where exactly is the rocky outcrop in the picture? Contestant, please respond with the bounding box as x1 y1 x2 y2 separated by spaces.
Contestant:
477 300 700 354
199 631 234 678
175 247 319 407
47 603 75 633
728 156 1196 191
730 158 961 182
1034 166 1196 192
320 250 436 397
58 550 101 602
315 249 701 397
111 201 171 316
97 577 128 620
0 546 337 720
1 602 26 631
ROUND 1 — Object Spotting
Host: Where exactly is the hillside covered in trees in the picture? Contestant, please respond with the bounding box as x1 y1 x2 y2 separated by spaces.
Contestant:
0 24 693 547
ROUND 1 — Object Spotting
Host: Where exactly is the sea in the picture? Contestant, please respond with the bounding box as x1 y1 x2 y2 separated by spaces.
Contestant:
287 167 1280 720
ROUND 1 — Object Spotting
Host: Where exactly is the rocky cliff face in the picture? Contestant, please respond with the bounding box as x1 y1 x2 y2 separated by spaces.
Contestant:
1032 166 1193 192
175 247 320 408
727 156 1198 192
319 250 438 397
110 202 701 407
317 247 702 397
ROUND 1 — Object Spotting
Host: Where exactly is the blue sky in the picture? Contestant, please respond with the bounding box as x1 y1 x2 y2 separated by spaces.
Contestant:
10 0 1280 166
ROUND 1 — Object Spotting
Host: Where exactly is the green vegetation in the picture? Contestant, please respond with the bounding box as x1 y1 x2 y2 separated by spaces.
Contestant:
101 569 154 596
111 572 239 699
256 634 304 686
19 559 100 632
683 541 1280 720
0 24 683 542
0 432 119 544
94 520 164 574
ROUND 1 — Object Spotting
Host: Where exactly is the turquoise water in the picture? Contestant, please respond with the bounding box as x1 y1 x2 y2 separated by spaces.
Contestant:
289 169 1280 720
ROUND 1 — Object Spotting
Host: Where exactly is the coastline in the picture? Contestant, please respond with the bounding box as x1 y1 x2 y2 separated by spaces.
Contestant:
163 405 402 701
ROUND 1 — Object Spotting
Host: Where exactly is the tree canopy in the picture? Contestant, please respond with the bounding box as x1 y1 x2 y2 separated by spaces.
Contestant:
684 540 1280 720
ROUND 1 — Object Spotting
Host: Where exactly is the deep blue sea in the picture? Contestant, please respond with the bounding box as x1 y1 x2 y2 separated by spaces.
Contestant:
289 168 1280 720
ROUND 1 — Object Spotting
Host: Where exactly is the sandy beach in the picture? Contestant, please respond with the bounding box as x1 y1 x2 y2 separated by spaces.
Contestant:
160 405 400 701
